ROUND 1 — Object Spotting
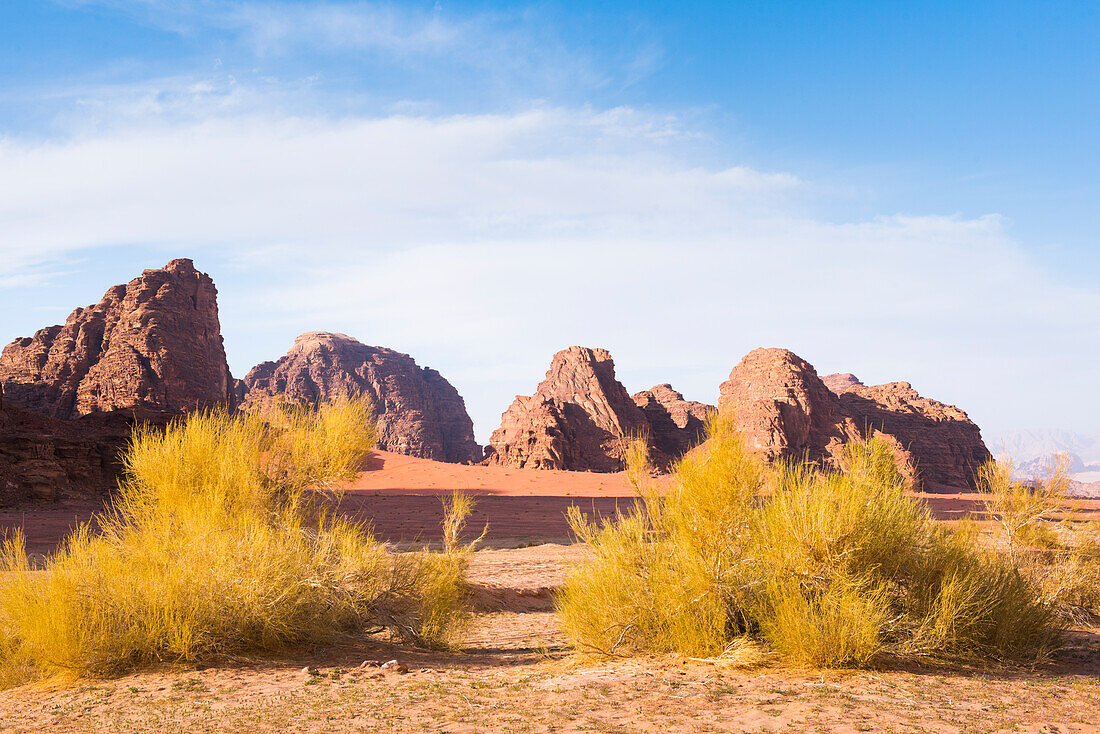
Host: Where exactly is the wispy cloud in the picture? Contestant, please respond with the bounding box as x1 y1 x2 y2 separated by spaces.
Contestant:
0 106 786 263
1 102 1096 440
5 1 1094 442
224 2 468 57
56 0 657 98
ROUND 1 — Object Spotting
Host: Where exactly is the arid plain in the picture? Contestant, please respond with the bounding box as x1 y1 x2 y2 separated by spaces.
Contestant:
1 260 1098 733
2 449 1099 733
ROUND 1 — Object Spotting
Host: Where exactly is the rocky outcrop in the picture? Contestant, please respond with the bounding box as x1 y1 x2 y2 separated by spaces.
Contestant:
632 384 713 465
719 349 863 467
236 332 480 464
0 259 233 420
0 400 171 505
719 349 991 492
837 381 992 491
484 347 649 471
821 373 863 394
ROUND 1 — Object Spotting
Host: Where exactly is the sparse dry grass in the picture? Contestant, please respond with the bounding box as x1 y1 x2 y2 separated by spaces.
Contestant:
559 414 1063 668
0 397 474 688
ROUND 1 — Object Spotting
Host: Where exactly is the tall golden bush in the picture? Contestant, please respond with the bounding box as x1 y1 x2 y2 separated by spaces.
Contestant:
0 397 472 688
979 454 1100 624
559 414 1061 668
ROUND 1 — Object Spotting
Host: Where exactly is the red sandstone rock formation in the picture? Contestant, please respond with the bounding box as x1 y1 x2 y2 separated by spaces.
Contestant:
236 332 480 464
821 373 864 394
837 380 992 492
484 346 649 471
0 259 233 420
719 348 862 466
0 400 172 505
719 349 990 492
632 384 713 465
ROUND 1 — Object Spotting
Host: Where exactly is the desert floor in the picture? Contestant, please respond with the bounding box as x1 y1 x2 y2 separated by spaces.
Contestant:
0 451 1098 733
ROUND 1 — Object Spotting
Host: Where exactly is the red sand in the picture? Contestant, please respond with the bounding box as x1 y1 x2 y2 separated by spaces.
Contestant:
338 451 642 543
3 449 1098 552
347 451 639 497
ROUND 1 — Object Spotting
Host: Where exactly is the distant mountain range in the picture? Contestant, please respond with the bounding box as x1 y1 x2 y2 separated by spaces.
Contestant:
988 429 1100 491
988 429 1099 463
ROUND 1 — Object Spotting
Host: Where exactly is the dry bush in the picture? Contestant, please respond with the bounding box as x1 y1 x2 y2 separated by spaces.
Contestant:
559 414 1062 669
559 414 764 658
387 493 486 650
1044 524 1100 622
979 458 1100 624
0 397 472 688
978 456 1072 563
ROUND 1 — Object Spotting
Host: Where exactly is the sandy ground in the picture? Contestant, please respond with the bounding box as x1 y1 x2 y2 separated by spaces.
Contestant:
2 452 1099 731
0 543 1098 732
4 450 1098 553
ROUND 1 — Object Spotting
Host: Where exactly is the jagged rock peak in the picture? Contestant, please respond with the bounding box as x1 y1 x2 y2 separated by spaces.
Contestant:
0 258 233 420
632 384 713 464
718 347 991 492
822 373 864 394
484 346 650 472
237 332 480 464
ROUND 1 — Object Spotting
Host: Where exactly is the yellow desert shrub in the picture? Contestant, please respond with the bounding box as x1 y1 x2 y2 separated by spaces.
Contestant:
0 397 472 688
559 414 1061 668
979 457 1100 624
560 416 763 658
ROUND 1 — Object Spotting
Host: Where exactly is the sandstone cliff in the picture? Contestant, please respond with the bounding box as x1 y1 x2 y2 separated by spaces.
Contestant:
0 398 172 505
483 346 650 471
0 259 233 420
720 350 991 491
837 380 992 492
632 384 713 465
236 332 480 464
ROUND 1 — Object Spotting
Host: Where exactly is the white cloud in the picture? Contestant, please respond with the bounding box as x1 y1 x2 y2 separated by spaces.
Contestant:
224 2 468 57
1 102 1096 442
58 1 636 95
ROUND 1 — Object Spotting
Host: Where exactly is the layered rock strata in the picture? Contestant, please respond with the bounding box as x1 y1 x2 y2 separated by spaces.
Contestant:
718 350 991 491
0 259 233 420
483 347 650 471
236 332 480 464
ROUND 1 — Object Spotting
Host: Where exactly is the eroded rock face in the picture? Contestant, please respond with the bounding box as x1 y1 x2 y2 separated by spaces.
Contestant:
821 373 864 394
484 346 649 471
0 259 233 420
632 384 713 465
719 348 862 466
838 381 992 491
0 400 172 505
719 350 990 492
236 332 480 464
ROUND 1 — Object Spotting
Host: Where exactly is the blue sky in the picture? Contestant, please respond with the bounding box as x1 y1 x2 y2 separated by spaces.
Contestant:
1 0 1097 443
